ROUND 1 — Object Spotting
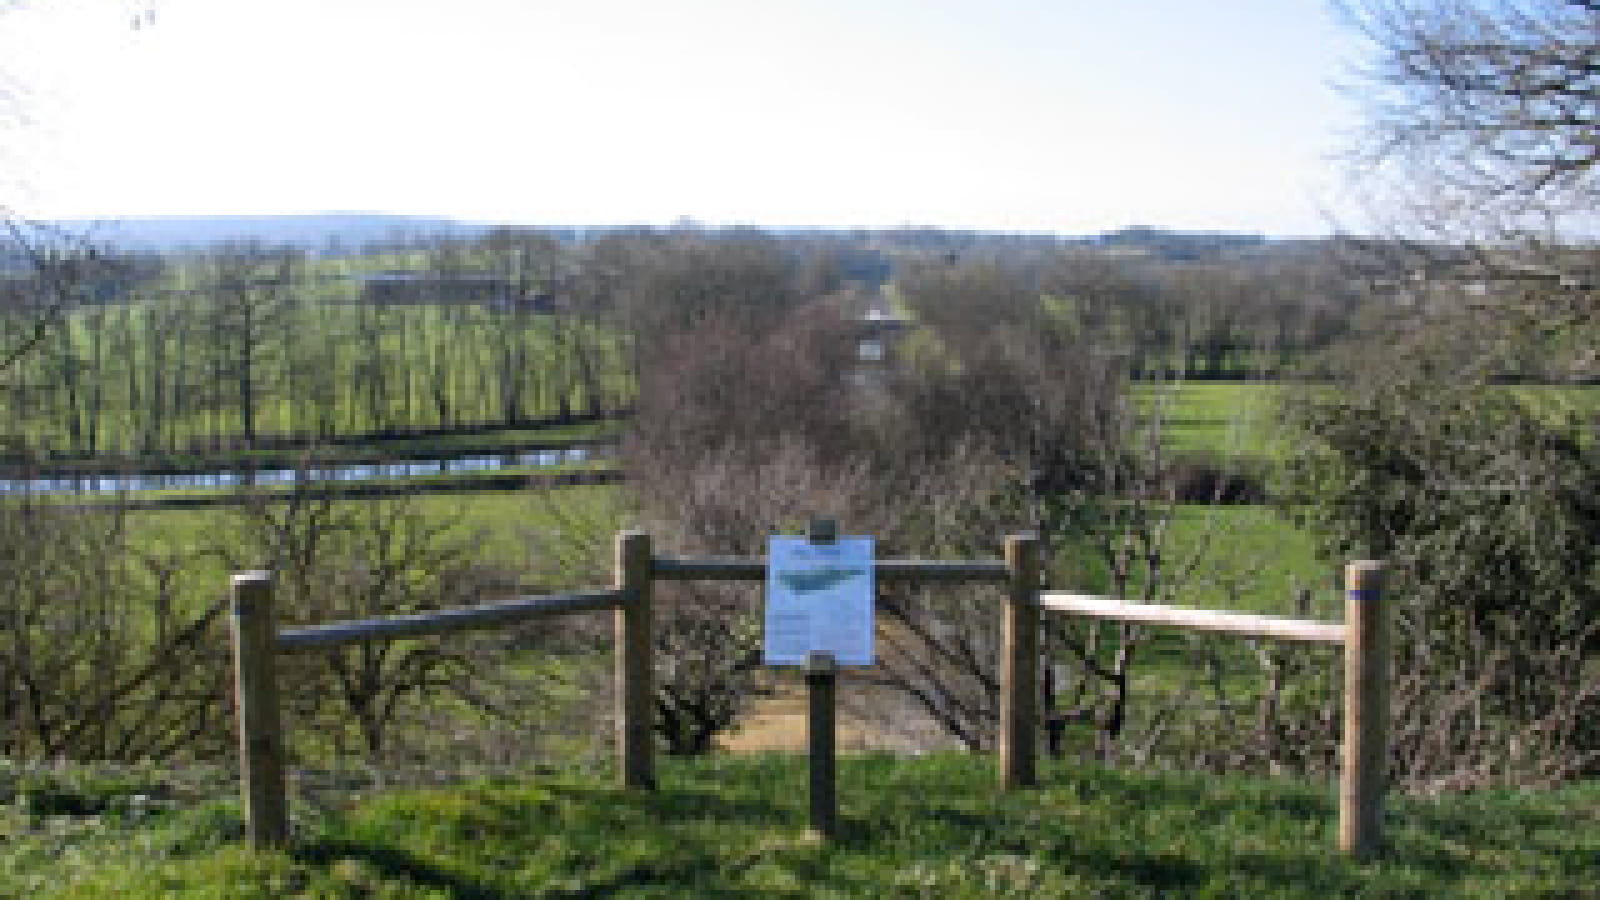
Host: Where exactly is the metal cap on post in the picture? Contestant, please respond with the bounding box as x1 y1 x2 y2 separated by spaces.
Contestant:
807 517 837 545
1341 560 1388 860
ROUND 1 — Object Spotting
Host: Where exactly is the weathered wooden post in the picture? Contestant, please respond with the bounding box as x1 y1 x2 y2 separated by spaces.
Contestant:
805 650 838 839
1001 532 1040 789
1341 560 1389 860
230 570 288 848
615 530 655 789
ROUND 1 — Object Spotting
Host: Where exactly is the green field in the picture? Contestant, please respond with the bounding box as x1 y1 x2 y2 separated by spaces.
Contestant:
124 485 622 584
2 268 634 459
3 754 1593 897
123 485 1327 620
1141 381 1287 462
1152 380 1600 464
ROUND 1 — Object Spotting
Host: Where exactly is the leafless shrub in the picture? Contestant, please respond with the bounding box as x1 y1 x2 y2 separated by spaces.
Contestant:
0 495 231 761
222 489 573 764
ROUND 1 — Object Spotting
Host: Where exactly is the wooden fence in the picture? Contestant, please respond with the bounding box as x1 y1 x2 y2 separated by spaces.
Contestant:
229 530 1388 859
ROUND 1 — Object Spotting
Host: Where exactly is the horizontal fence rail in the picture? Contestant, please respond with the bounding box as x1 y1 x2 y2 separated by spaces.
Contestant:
1037 562 1390 861
1038 592 1347 644
277 589 623 651
652 556 1008 583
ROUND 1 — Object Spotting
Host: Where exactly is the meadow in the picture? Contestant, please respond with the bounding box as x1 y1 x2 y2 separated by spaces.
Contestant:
0 257 634 461
2 753 1594 897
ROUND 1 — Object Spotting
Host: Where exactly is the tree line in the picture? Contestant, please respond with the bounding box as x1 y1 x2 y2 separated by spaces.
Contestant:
0 231 630 460
0 222 1380 463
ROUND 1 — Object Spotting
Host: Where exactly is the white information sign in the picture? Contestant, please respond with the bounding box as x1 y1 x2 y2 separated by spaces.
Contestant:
763 535 875 666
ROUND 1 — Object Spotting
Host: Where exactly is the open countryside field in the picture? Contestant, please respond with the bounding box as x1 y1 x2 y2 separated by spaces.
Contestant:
125 486 623 579
1155 380 1600 463
2 275 632 460
123 486 1329 620
1145 381 1287 460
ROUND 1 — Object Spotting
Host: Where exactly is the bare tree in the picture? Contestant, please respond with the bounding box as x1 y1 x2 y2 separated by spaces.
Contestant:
1341 0 1600 223
225 489 530 761
0 495 232 761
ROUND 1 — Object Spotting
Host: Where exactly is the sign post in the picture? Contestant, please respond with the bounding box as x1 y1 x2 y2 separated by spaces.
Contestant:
765 517 873 840
804 649 837 839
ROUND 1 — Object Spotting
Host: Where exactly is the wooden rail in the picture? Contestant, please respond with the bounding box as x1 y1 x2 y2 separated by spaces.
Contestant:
1036 561 1390 860
229 533 652 847
1038 593 1346 644
277 590 621 650
651 557 1007 582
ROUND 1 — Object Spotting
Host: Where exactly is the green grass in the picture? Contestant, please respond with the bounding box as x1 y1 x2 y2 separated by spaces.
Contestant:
1062 504 1333 617
1151 381 1600 464
1055 503 1341 723
124 485 621 569
1160 504 1335 616
3 290 634 459
4 754 1594 897
1140 381 1287 462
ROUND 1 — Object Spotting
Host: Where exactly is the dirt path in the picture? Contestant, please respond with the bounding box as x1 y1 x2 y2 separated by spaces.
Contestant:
716 667 940 754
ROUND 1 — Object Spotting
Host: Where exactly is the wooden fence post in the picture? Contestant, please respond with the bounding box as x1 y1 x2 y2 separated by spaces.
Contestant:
230 570 288 848
615 530 655 789
1001 532 1040 789
805 650 838 839
1341 560 1388 860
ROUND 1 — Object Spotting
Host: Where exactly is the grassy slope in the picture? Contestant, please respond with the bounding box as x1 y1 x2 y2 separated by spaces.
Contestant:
6 754 1595 898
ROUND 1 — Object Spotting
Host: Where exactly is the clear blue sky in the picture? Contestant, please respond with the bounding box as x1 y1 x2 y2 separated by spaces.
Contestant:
2 0 1368 235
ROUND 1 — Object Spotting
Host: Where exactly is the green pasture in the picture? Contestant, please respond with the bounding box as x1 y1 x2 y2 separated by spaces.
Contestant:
1 292 634 459
1055 502 1331 617
1138 381 1286 462
125 485 621 577
1144 381 1600 464
3 753 1593 898
124 485 1325 621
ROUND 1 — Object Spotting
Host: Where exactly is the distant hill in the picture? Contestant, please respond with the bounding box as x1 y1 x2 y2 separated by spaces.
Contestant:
52 213 504 253
43 214 1328 263
1094 225 1269 259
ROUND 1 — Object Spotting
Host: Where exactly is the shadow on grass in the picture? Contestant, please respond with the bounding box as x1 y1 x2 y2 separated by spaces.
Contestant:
298 839 498 898
287 758 1593 897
